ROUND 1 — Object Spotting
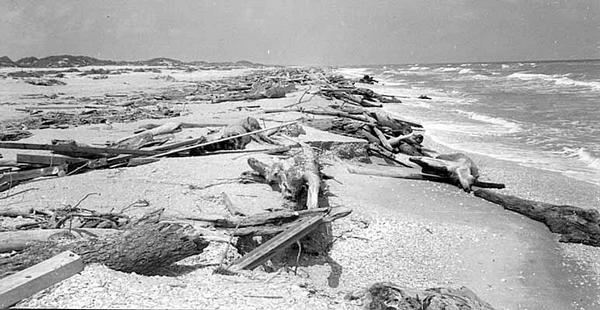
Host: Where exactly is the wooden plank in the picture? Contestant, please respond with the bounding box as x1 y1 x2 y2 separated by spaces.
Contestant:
228 215 324 271
16 154 87 166
0 251 84 308
0 142 161 156
0 165 67 184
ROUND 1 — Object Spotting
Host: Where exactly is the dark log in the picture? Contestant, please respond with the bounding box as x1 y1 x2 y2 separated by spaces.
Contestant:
0 222 210 277
348 282 494 310
474 189 600 246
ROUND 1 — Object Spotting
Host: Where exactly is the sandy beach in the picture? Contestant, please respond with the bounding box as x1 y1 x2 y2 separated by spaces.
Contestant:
1 65 599 310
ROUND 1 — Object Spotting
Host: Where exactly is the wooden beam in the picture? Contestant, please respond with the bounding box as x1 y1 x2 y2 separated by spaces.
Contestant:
16 154 87 166
228 215 324 271
0 165 67 184
0 251 84 308
0 142 161 156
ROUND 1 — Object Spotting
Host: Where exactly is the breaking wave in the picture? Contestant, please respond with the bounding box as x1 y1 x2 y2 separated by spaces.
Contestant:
456 110 521 132
562 147 600 170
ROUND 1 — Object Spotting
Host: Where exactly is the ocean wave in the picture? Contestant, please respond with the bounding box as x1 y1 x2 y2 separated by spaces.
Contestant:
336 67 370 78
562 147 600 170
408 66 430 71
554 77 600 91
507 72 600 91
458 68 474 74
434 67 461 72
456 110 521 132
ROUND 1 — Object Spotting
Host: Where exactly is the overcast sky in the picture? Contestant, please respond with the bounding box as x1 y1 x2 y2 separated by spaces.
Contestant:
1 0 598 65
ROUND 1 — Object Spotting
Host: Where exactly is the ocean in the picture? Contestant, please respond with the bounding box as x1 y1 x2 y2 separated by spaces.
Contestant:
337 60 600 187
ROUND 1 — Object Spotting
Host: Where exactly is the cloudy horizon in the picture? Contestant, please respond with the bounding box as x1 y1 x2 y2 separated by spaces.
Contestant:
1 0 599 66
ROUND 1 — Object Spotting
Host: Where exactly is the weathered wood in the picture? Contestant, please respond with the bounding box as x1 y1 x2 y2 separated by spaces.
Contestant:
371 126 394 152
113 121 182 149
0 228 120 253
247 145 322 210
349 282 495 310
16 154 87 166
0 251 84 309
152 121 298 158
0 142 160 156
474 189 600 246
0 165 67 185
410 154 481 192
221 192 246 216
0 223 210 277
229 215 324 271
229 207 351 236
347 164 504 189
182 206 351 228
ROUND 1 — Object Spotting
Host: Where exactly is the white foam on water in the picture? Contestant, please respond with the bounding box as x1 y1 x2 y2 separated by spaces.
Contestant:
455 110 522 133
561 147 600 170
336 67 370 78
458 68 474 74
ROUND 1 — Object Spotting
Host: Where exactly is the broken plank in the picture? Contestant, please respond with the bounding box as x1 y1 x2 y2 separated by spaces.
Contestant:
0 142 161 156
0 165 67 185
16 154 87 166
0 251 84 308
228 215 324 271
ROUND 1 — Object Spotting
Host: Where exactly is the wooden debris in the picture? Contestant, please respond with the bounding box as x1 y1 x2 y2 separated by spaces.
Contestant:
0 142 160 157
410 153 483 192
0 223 210 277
347 282 495 310
0 228 120 253
0 165 67 185
474 189 600 246
247 145 322 210
112 121 182 149
0 251 84 309
16 154 87 166
221 192 246 216
228 215 324 271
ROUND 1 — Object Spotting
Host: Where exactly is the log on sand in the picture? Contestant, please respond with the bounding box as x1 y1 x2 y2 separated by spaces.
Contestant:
0 228 121 253
0 223 210 277
474 189 600 247
247 145 321 210
348 282 494 310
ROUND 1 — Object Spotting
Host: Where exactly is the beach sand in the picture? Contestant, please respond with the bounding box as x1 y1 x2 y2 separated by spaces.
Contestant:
1 67 599 309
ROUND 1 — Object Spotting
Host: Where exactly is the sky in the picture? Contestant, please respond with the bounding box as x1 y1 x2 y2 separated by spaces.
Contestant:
0 0 599 65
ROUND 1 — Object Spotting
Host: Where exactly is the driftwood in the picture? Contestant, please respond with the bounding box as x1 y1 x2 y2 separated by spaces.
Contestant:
0 142 160 157
474 189 600 246
348 282 495 310
112 121 182 149
0 165 67 185
152 121 298 158
0 228 120 253
247 145 322 210
410 153 482 192
16 154 87 166
0 223 210 277
228 215 324 271
181 206 351 229
0 251 84 309
346 164 505 189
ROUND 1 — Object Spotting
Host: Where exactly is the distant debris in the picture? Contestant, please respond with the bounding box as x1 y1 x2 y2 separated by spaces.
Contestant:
358 74 379 84
24 79 67 86
418 95 432 100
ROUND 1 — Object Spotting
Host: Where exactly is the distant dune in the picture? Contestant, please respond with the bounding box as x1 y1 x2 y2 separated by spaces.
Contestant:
0 55 266 68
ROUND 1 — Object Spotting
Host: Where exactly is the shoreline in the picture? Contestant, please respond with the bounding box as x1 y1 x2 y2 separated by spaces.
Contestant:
1 66 599 309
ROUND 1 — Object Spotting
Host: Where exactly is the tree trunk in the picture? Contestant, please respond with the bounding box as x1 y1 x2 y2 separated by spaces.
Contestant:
247 146 322 210
474 189 600 247
0 223 210 277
